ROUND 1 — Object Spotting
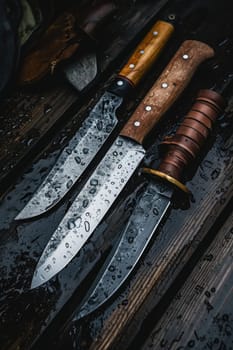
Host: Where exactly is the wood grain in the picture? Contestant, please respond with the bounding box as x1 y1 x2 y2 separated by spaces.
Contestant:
142 213 233 349
120 40 215 144
118 20 174 87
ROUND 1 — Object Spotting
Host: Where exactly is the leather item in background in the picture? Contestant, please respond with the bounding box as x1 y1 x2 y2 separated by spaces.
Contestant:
0 0 64 99
17 0 117 85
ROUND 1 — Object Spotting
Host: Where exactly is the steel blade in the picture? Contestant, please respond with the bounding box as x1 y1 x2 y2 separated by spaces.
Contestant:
16 92 123 220
31 136 145 288
64 51 98 91
77 180 172 318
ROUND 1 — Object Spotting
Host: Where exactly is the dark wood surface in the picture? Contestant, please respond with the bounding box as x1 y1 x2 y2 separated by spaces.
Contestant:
0 1 233 350
141 212 233 350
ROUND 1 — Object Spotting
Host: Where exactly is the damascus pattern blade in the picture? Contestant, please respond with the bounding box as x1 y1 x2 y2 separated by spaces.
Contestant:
31 136 145 288
78 181 172 318
16 92 123 219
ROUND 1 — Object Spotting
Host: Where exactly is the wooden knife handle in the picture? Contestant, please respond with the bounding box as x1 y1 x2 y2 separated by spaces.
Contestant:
120 40 215 144
118 20 174 88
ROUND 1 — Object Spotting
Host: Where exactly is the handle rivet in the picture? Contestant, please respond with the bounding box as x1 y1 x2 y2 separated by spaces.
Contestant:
161 82 168 89
153 31 158 36
182 54 189 60
134 121 141 127
129 64 135 69
145 105 152 111
168 13 176 20
117 80 124 86
140 50 145 54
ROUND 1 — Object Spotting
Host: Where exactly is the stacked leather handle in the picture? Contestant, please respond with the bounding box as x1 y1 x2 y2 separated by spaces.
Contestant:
143 89 225 193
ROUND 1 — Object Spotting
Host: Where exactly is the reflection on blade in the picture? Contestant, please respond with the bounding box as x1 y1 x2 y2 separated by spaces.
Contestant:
77 181 172 319
16 92 123 220
31 137 145 288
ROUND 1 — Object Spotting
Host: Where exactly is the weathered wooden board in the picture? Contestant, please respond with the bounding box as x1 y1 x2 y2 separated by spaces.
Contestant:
141 211 233 350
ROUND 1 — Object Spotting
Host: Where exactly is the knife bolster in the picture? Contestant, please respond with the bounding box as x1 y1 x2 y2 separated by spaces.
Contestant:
108 76 135 97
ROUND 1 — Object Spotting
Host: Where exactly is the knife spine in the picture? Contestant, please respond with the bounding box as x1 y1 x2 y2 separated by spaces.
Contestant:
120 40 215 144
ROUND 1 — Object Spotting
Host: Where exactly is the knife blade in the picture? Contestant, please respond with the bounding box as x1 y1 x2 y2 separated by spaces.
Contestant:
77 89 225 318
16 16 175 220
30 40 215 288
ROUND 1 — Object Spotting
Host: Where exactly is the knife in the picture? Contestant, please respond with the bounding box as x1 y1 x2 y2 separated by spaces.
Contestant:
77 88 225 318
29 40 215 288
16 14 176 219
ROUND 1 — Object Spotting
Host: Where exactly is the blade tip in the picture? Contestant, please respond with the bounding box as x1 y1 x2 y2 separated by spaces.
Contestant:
30 269 49 289
15 208 46 220
75 305 92 321
15 212 29 221
30 276 43 289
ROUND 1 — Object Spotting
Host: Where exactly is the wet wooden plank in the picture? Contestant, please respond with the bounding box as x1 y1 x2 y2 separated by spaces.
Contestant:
141 211 233 350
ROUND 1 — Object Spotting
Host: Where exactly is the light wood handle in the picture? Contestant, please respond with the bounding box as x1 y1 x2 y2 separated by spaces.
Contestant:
120 40 215 144
118 20 174 87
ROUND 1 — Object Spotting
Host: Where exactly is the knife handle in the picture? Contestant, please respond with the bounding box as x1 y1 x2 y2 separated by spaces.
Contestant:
120 40 215 144
144 89 225 193
117 20 174 88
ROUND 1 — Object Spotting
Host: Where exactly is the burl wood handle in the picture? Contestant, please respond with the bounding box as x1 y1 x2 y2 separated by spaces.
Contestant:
153 89 225 192
120 40 215 144
118 20 174 88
